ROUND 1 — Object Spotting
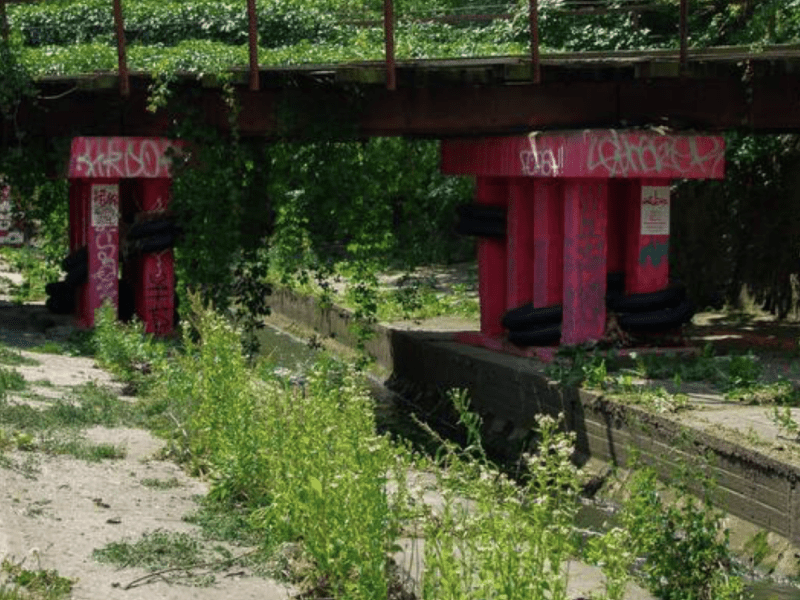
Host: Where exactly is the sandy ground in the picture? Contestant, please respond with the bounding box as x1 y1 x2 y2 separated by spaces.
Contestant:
0 266 297 599
0 347 296 600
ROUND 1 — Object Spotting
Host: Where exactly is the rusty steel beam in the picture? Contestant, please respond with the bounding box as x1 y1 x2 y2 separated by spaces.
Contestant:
247 0 259 92
384 0 396 90
112 0 129 97
15 71 800 140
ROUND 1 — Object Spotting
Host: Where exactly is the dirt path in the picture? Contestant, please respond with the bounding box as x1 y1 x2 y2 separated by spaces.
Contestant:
0 262 295 599
0 346 295 600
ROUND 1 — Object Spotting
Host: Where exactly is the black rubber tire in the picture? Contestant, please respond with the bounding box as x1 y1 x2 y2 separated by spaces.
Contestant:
127 219 181 240
135 232 177 254
64 261 88 286
508 323 562 347
607 282 686 313
46 290 75 315
617 298 695 333
61 246 88 272
502 303 562 331
606 271 625 300
455 215 506 238
456 204 506 223
45 281 72 296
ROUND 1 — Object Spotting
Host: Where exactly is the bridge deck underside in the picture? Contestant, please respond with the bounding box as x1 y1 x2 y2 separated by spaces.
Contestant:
9 51 800 142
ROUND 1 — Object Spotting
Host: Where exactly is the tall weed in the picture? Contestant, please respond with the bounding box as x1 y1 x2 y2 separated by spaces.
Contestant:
617 468 745 600
154 295 398 599
422 404 580 600
93 303 167 392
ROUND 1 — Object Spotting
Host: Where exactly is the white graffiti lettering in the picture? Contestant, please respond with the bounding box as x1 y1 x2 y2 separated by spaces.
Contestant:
585 131 724 177
520 133 564 177
74 138 174 179
93 230 118 303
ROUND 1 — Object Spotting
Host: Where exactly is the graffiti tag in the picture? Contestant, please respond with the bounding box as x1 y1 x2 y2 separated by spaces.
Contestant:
521 133 564 176
71 138 175 179
92 230 118 303
586 131 724 178
639 240 670 268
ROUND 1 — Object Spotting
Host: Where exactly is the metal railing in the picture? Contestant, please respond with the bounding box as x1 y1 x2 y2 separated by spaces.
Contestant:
0 0 693 96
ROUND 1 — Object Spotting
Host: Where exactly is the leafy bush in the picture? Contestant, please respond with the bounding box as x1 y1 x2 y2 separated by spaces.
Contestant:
9 0 339 48
618 468 745 600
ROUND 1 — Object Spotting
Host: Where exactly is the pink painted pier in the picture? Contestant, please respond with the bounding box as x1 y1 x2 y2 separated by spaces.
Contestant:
441 130 725 354
67 137 178 335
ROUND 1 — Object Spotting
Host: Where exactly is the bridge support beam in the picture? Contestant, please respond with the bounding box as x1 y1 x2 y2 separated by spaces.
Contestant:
442 130 725 353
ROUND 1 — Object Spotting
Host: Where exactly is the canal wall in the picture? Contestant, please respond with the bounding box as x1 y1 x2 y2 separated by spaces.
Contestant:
269 287 800 557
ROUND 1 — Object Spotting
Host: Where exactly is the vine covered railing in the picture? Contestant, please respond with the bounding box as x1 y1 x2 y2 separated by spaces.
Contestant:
0 0 696 94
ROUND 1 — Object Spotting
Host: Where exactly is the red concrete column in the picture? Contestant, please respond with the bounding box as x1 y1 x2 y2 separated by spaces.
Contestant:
135 178 174 335
562 180 608 345
77 180 120 328
476 177 508 336
624 178 671 294
506 178 535 309
532 180 563 307
68 180 89 251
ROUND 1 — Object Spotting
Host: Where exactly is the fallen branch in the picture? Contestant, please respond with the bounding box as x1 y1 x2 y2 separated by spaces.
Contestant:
120 548 258 590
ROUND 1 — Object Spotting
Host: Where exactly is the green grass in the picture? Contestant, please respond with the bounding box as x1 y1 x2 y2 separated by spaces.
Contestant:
0 368 27 394
93 530 208 571
0 378 138 461
140 477 182 490
0 345 40 368
26 430 127 461
28 332 97 358
92 530 243 586
0 559 73 600
0 383 143 431
27 342 66 356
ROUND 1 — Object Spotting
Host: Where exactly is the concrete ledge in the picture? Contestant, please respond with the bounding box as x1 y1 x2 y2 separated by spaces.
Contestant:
269 287 800 552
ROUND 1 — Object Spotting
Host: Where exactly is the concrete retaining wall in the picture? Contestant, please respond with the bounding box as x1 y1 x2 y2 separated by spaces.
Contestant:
270 288 800 546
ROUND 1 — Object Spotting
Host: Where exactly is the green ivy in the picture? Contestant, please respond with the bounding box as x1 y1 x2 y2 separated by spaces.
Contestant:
0 39 33 122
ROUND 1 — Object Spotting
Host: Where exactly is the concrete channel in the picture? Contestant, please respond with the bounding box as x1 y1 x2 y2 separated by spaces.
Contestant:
267 287 800 588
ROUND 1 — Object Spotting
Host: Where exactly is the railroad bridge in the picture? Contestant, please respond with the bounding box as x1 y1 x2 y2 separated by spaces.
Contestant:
4 0 800 341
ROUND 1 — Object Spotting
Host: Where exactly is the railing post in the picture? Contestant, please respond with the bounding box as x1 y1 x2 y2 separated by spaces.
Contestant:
112 0 130 97
247 0 259 91
679 0 688 75
530 0 541 84
384 0 396 91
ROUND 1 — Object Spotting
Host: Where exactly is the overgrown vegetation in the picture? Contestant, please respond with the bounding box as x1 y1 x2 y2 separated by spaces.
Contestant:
545 344 800 417
78 296 752 599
